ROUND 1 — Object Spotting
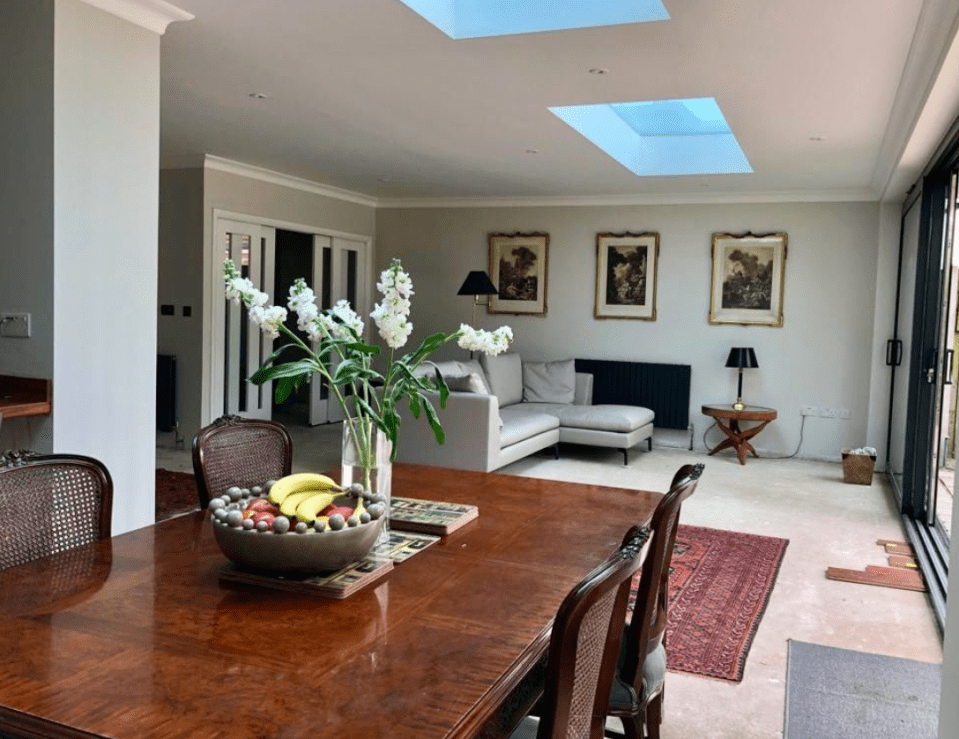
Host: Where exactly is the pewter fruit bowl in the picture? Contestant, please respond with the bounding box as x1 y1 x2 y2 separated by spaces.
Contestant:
208 484 385 575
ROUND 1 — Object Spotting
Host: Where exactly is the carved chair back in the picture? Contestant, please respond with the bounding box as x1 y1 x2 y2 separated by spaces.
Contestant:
536 525 651 739
192 415 292 508
0 450 113 571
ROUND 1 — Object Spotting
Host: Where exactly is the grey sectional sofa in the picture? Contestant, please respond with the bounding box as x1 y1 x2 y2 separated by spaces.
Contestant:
394 354 655 472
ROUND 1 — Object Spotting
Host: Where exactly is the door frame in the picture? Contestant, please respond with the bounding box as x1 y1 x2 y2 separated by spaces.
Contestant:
205 209 373 425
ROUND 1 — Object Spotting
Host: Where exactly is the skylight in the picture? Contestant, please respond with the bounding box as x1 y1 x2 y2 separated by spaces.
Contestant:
397 0 669 39
549 98 753 177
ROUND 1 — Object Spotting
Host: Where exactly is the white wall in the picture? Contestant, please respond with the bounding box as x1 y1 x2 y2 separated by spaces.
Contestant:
0 0 55 451
158 168 204 439
375 201 882 461
53 0 160 534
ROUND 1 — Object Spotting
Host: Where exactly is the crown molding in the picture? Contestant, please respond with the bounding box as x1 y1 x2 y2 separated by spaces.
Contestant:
203 155 379 209
871 0 959 198
376 188 878 209
78 0 193 34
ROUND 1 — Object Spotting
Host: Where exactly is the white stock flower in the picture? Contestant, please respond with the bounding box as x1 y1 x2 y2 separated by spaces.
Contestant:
376 260 414 300
259 306 287 339
457 324 513 356
372 303 413 349
329 300 364 339
372 262 415 349
296 302 319 333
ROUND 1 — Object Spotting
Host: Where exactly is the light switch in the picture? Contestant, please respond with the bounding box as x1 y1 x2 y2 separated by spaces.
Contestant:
0 313 30 338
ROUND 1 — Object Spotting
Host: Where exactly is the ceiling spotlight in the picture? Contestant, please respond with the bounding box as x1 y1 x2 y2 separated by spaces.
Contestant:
377 177 391 183
588 68 609 75
525 148 540 154
248 92 269 100
809 136 824 141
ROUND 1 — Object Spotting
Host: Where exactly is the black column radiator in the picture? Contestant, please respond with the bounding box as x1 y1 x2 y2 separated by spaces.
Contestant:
574 359 691 430
157 354 177 432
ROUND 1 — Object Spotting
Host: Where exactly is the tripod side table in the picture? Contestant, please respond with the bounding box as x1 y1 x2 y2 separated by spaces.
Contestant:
702 404 778 465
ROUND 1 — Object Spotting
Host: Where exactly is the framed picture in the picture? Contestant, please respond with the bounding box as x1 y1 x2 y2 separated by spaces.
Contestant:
488 232 549 315
709 232 787 326
594 232 659 320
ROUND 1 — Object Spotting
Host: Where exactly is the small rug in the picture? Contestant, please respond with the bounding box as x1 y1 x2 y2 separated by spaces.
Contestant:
784 640 940 738
630 524 788 682
155 469 200 521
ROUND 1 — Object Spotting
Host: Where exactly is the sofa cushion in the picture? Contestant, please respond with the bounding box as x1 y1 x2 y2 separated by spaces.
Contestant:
445 373 488 394
550 404 655 433
414 359 490 394
499 405 560 448
481 353 524 407
523 359 576 404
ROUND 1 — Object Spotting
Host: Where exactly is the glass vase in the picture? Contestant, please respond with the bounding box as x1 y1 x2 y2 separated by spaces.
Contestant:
341 418 393 547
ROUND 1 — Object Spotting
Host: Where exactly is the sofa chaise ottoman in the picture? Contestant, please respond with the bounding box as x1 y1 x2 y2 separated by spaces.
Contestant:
394 354 654 472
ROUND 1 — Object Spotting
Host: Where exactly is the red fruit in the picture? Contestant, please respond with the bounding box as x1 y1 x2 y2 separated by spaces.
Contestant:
319 503 336 517
246 499 277 514
252 512 276 526
327 506 353 520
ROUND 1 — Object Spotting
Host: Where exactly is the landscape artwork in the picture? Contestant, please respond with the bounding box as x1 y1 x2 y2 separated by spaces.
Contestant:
709 232 787 326
488 232 549 315
595 232 659 320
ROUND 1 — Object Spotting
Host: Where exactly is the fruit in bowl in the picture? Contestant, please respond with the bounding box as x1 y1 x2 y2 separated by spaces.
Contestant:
209 473 387 574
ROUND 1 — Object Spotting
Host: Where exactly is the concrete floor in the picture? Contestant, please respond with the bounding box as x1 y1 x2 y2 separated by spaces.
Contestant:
158 425 943 739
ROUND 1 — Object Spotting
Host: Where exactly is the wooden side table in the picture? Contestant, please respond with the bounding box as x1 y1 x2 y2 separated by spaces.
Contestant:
702 404 777 465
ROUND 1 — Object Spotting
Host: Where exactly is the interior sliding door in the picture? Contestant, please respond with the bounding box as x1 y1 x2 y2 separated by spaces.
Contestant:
213 218 276 420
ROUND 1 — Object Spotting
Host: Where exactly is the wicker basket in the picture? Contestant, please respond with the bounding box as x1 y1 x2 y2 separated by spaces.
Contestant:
841 451 876 485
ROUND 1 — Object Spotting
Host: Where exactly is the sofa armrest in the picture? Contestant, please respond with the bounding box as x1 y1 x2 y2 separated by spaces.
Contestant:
393 391 500 472
574 373 593 405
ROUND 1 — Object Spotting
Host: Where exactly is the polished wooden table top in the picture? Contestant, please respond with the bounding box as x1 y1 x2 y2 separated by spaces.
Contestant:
0 464 661 739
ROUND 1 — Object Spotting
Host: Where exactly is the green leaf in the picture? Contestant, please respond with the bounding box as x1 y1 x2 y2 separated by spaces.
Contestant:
433 368 450 408
407 393 422 419
249 359 315 384
345 342 381 356
421 397 446 446
261 343 305 368
275 376 294 404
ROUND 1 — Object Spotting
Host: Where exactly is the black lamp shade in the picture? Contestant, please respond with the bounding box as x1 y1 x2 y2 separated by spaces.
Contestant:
457 270 498 296
725 347 759 369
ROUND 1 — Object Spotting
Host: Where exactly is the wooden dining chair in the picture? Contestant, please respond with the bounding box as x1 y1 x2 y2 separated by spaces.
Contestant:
192 415 292 508
0 449 113 571
607 463 704 739
510 525 651 739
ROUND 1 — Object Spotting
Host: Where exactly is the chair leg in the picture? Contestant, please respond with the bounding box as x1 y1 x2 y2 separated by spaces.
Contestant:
647 692 664 739
620 448 628 466
623 715 644 739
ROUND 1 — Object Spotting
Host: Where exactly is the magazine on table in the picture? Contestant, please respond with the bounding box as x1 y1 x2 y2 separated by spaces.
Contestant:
389 496 479 536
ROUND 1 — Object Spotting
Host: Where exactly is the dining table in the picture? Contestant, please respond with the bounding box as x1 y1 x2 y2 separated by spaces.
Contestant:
0 463 661 739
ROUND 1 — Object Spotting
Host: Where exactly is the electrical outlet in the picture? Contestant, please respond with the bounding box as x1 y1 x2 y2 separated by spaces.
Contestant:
801 406 818 416
0 313 30 338
839 409 851 420
820 407 838 419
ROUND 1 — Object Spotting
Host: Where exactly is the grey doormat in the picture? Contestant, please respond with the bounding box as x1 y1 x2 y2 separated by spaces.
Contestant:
784 640 940 739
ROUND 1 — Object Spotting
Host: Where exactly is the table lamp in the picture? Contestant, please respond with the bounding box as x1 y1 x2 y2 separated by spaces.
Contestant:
457 270 498 325
725 347 759 411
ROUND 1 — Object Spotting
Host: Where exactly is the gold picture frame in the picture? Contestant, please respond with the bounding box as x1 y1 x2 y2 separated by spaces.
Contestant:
488 232 549 315
709 232 787 326
594 232 659 320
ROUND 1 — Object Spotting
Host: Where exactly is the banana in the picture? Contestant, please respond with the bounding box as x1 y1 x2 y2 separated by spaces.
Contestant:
295 491 337 523
268 473 340 505
279 490 326 519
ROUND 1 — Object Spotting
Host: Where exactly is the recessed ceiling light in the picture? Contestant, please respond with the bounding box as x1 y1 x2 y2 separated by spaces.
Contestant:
589 68 609 75
809 136 824 141
377 177 391 183
525 148 540 154
248 92 269 100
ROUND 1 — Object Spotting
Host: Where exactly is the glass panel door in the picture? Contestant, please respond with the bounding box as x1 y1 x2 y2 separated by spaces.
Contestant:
888 202 922 499
214 218 275 420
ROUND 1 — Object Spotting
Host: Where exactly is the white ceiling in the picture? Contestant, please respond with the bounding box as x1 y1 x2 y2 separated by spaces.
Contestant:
159 0 959 203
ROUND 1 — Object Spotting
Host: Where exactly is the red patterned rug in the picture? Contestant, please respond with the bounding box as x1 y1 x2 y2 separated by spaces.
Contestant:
631 524 788 683
155 469 200 521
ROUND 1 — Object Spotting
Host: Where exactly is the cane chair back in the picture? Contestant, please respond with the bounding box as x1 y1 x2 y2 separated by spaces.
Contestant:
0 450 113 571
611 463 703 739
192 415 293 508
529 526 650 739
